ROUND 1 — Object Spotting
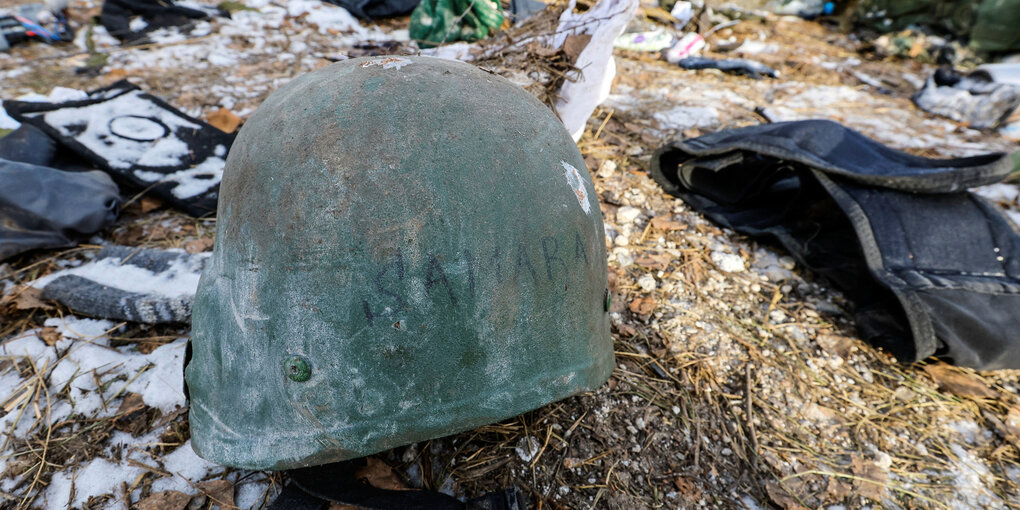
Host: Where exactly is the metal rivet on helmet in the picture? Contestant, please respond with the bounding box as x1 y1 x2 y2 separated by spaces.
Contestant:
186 56 614 471
284 355 311 382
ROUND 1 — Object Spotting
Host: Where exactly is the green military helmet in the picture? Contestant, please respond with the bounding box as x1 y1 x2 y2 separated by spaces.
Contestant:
186 56 614 471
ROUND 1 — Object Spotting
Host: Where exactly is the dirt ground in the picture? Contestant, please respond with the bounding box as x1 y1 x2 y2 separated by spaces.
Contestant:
1 0 1019 509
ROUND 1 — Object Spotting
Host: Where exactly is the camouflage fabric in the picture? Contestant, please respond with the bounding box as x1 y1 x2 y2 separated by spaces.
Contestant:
970 0 1020 53
409 0 503 48
855 0 1020 54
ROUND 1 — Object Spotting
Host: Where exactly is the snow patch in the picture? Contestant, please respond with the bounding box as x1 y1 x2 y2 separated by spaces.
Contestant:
653 105 720 131
149 441 223 493
948 444 996 508
711 251 745 272
45 458 146 510
32 251 207 299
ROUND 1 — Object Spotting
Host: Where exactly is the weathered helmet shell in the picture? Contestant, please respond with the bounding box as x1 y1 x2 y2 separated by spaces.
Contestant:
186 56 613 470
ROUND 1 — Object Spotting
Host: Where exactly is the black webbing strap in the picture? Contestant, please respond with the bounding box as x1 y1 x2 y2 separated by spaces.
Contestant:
268 459 527 510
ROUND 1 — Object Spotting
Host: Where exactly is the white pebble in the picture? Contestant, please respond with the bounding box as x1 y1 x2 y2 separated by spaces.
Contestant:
514 436 540 462
779 256 796 270
637 274 657 292
616 206 642 224
711 251 745 272
614 247 634 267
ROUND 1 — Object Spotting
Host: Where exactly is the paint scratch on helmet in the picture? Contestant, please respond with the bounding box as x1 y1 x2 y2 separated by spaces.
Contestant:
561 161 592 215
360 57 413 70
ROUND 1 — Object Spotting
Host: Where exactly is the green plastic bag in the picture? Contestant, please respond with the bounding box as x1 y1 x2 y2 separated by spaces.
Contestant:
410 0 504 48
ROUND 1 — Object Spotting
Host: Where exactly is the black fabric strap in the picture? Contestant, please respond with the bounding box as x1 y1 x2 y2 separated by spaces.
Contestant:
268 459 526 510
267 484 329 510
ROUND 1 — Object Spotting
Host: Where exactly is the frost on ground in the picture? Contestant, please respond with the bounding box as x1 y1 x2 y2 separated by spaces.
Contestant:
0 316 276 508
2 0 1020 509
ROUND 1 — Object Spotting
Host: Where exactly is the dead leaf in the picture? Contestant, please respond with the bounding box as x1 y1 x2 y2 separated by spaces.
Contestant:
607 269 618 292
623 121 646 135
114 393 153 435
39 327 62 346
196 479 236 508
526 40 560 58
116 393 145 416
614 323 637 337
922 364 998 400
152 406 188 430
184 238 215 254
137 490 192 510
765 481 809 510
634 252 671 271
562 34 591 64
14 287 53 311
802 402 843 426
825 476 852 501
207 107 242 133
814 334 855 358
892 386 915 401
649 217 685 230
106 68 128 81
672 477 702 499
851 455 887 502
1 455 34 478
908 39 925 58
356 457 408 491
629 296 655 315
641 5 679 24
145 224 173 242
140 196 163 213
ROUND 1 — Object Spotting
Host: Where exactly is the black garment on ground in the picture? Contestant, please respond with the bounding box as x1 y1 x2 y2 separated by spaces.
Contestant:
5 80 233 217
0 15 28 50
0 158 120 262
0 123 94 172
650 119 1019 370
267 459 526 510
673 56 777 79
0 123 55 166
324 0 420 20
100 0 212 42
40 245 206 323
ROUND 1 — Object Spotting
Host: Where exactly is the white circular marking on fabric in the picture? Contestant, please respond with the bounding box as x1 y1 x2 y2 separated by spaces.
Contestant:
108 115 168 141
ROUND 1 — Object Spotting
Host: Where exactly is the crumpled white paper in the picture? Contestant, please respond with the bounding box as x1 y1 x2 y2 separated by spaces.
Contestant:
552 0 638 141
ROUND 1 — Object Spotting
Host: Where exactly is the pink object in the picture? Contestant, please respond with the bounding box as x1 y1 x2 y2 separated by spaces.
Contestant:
664 33 705 63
